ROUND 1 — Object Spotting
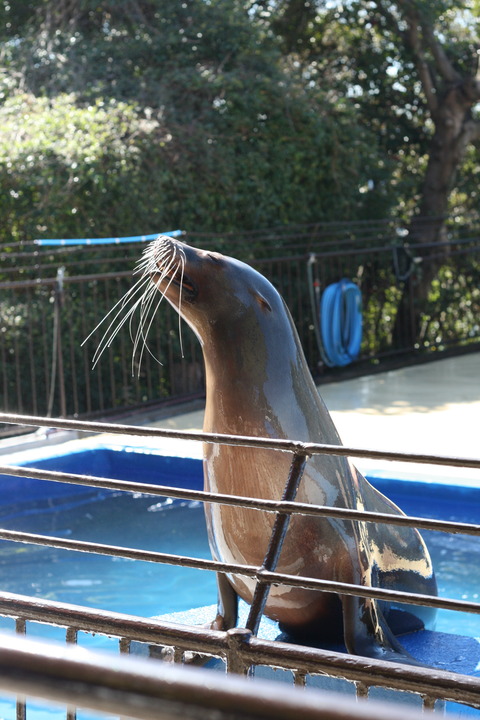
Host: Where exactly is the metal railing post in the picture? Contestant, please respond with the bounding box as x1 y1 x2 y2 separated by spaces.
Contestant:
245 452 309 635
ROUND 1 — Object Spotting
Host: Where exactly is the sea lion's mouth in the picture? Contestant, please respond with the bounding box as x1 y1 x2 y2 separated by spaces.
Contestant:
152 264 198 301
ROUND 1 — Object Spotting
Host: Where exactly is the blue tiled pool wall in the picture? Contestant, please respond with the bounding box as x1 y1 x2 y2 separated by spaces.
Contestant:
370 475 480 525
2 445 479 524
0 446 203 507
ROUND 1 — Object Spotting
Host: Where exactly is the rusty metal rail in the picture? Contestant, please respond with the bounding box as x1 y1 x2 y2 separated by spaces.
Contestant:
0 412 479 718
2 226 480 423
2 411 480 469
0 589 479 711
0 633 455 720
2 460 480 536
0 524 475 615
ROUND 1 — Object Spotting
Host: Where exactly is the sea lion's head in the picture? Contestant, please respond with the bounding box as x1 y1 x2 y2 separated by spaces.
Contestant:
146 235 287 339
86 234 297 379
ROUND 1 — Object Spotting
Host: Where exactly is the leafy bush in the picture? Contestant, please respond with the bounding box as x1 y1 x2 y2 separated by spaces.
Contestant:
0 94 152 246
0 88 382 253
0 0 391 254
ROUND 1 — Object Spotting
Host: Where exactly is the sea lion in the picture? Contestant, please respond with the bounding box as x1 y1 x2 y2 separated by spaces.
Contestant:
118 235 437 663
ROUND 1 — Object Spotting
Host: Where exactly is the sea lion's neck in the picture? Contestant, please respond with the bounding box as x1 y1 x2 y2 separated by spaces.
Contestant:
201 317 341 446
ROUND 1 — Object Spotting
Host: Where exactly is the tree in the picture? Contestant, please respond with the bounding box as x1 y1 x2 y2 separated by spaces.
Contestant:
261 0 480 341
265 0 480 235
372 1 480 248
366 1 480 347
0 0 387 249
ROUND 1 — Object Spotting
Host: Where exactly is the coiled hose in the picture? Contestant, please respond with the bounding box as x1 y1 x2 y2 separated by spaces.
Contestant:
319 279 363 367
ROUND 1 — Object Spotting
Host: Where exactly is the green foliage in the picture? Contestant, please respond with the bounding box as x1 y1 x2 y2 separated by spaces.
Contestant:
0 0 388 248
1 0 479 420
2 0 479 242
0 88 381 249
420 260 480 350
0 0 36 40
0 94 148 246
0 0 390 419
264 0 480 220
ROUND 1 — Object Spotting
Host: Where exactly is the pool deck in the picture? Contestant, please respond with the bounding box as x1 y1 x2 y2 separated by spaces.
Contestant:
148 351 480 484
1 352 478 484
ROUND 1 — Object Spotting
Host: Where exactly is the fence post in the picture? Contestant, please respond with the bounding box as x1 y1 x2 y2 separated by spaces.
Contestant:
47 267 67 418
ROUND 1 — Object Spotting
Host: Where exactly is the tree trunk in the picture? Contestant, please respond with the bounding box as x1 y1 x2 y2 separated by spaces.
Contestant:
411 82 478 247
393 81 480 349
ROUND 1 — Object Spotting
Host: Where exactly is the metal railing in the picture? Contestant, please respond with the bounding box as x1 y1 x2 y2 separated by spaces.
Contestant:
0 634 453 720
0 412 479 718
1 225 479 426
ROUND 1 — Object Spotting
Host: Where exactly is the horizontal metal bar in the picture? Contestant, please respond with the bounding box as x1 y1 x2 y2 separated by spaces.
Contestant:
245 634 480 707
0 270 132 290
1 462 480 537
0 527 234 573
0 590 227 652
2 590 480 707
0 633 453 720
254 568 479 614
1 412 480 470
252 238 480 266
0 527 478 615
0 604 480 706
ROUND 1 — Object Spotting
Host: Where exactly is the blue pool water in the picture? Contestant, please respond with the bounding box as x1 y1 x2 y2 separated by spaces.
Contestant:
0 495 214 621
0 442 479 718
0 444 479 637
0 446 216 720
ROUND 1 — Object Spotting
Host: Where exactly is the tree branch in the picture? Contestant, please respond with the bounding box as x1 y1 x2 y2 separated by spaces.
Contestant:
408 27 439 113
394 1 440 114
372 1 439 113
474 49 480 81
420 17 461 84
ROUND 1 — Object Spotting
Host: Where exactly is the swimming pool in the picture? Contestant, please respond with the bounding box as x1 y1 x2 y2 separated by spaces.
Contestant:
1 439 479 634
0 438 479 718
0 441 213 629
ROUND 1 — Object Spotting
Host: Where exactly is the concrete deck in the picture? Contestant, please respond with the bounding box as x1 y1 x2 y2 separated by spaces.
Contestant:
150 352 480 483
1 352 478 484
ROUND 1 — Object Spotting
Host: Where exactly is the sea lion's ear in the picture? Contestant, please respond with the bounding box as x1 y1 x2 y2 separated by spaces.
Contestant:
254 292 272 313
207 252 224 265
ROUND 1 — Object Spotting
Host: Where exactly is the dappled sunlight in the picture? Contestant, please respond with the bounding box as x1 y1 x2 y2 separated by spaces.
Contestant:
147 354 480 466
321 354 480 417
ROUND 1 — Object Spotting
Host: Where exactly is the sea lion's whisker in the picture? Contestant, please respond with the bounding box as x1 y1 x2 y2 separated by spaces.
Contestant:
134 290 166 375
136 255 183 362
86 236 188 376
176 252 186 359
82 273 150 349
87 277 154 368
132 283 163 373
90 244 179 369
130 280 157 345
135 247 168 275
129 249 184 374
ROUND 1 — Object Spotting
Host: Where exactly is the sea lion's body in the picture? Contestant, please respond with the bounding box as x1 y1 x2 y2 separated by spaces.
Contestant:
148 236 437 663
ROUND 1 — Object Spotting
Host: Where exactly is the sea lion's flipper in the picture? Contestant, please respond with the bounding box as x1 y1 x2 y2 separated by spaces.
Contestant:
341 594 420 666
210 572 239 631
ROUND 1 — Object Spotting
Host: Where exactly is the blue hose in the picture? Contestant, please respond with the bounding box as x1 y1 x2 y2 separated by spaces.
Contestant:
34 230 183 246
319 279 362 367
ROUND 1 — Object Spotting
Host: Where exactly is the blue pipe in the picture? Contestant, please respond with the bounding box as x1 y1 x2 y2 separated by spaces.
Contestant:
34 230 184 247
319 279 362 367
